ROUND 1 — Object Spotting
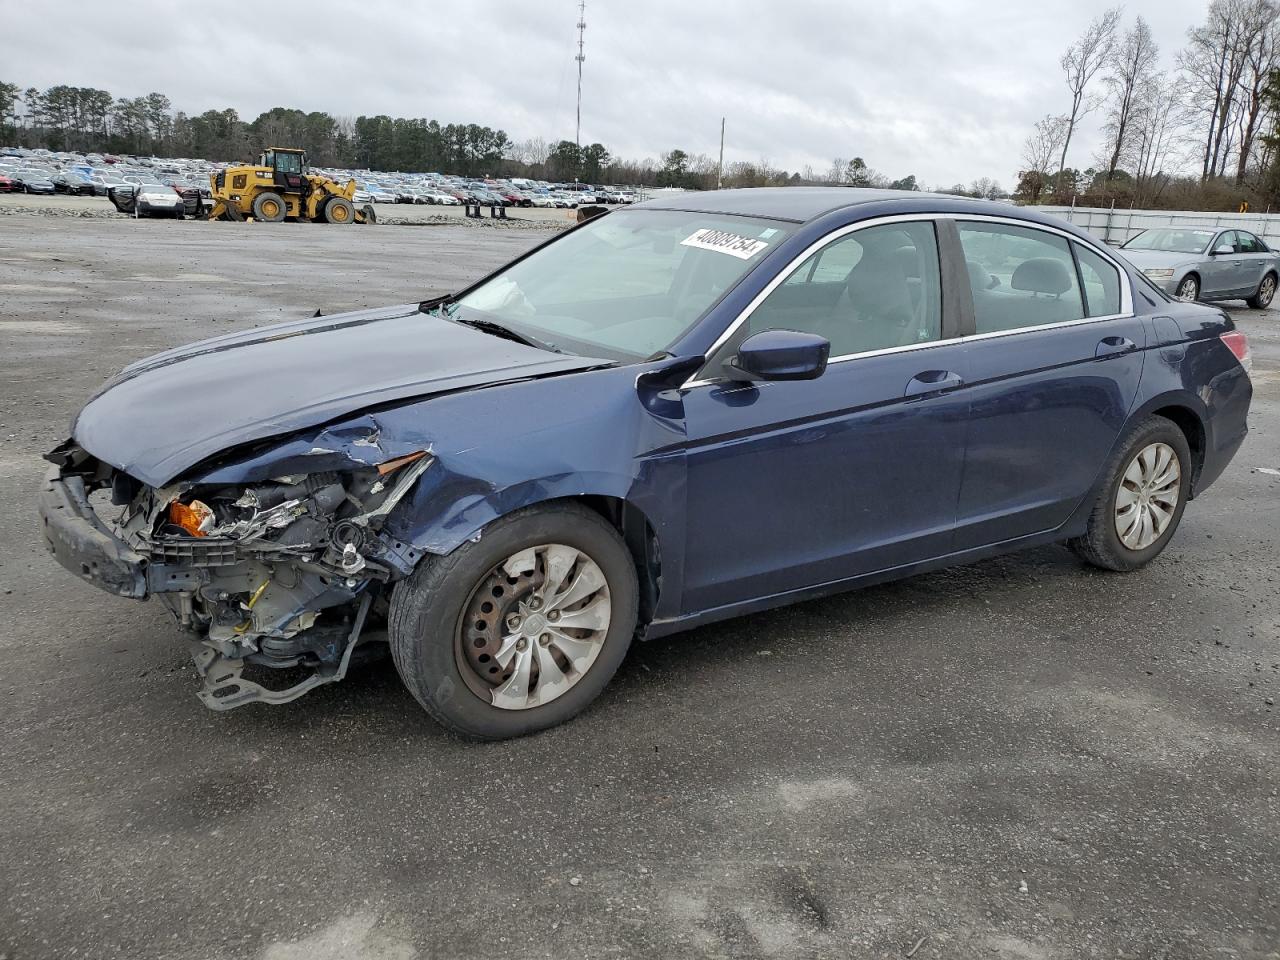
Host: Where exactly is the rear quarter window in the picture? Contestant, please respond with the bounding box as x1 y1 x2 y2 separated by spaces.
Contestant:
1074 243 1123 317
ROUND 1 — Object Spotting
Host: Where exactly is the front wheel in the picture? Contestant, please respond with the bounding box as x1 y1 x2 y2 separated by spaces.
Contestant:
252 191 286 222
1067 416 1192 572
322 197 355 224
389 503 638 739
1247 272 1276 309
1175 274 1200 302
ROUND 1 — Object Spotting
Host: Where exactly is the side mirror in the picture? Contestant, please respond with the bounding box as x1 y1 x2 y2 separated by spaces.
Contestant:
722 329 830 382
1212 243 1234 256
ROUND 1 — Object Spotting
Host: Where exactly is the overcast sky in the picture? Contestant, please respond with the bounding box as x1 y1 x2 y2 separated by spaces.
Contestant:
5 0 1211 186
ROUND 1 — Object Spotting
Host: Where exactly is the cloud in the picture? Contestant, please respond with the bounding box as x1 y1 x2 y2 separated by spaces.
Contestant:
3 0 1211 187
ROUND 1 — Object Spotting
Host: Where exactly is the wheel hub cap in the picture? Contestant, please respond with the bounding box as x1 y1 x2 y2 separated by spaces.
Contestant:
1114 442 1181 551
458 543 611 710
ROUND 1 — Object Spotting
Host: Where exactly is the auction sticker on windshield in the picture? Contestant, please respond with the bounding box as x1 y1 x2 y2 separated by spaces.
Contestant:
681 228 770 260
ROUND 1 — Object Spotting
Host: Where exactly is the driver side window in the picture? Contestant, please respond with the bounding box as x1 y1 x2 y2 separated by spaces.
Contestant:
709 221 943 372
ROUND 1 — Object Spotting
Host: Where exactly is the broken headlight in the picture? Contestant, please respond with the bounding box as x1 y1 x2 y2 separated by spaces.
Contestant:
153 451 432 578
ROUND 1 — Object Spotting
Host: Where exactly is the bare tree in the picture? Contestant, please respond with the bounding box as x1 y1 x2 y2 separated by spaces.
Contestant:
1057 7 1123 177
1024 114 1070 173
1101 17 1160 178
1233 2 1279 181
968 177 1004 199
1179 0 1269 180
1130 73 1189 202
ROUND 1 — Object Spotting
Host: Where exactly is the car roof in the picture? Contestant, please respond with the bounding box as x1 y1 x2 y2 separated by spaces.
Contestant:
637 186 1000 223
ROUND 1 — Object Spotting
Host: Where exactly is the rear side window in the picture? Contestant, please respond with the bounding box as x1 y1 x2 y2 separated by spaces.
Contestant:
1237 231 1266 254
1074 243 1122 317
958 222 1086 334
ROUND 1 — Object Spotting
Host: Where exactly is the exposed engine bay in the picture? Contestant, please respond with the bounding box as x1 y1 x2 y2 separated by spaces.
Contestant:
44 442 432 710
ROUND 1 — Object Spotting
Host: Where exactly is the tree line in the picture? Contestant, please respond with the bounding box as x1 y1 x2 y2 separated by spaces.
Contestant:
1020 0 1280 210
0 82 938 191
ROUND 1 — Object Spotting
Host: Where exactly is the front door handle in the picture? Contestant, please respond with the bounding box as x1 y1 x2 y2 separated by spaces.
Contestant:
904 370 964 398
1095 336 1137 358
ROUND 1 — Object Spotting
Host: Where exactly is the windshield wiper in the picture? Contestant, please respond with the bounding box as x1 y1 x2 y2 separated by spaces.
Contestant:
449 314 562 354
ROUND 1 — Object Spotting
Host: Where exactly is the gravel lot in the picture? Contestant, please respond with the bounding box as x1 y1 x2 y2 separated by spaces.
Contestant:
1 212 1277 960
0 189 580 226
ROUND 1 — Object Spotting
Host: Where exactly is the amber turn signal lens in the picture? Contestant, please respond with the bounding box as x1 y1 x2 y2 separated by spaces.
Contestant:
169 500 213 537
376 451 429 476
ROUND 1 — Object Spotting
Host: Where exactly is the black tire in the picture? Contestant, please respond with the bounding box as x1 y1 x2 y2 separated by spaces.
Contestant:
1067 416 1193 572
321 197 355 224
1247 271 1277 309
252 191 286 222
1175 273 1200 302
389 503 638 740
173 208 184 220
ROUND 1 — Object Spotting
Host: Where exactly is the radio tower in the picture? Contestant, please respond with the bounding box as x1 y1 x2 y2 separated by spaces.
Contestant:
575 0 586 150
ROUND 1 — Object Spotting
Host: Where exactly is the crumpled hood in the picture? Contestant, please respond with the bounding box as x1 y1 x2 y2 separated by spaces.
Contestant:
1113 248 1199 272
73 303 608 486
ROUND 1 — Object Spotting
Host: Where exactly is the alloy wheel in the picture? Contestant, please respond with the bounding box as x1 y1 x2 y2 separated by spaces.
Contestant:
1114 442 1181 551
1258 274 1276 307
1176 276 1199 301
457 543 612 710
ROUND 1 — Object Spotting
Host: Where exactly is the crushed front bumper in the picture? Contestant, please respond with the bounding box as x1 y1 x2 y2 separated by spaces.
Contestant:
37 466 220 600
38 466 148 598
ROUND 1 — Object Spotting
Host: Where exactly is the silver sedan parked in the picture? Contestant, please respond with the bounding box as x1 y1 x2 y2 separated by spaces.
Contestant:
1117 227 1278 308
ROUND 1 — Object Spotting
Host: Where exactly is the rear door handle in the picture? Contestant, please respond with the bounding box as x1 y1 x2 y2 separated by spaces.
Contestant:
904 370 964 398
1095 336 1137 359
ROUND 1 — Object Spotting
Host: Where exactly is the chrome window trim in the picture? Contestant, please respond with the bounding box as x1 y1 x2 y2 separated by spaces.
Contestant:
682 211 1136 390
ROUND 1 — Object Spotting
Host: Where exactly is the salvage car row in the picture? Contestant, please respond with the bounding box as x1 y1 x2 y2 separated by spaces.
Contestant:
0 145 643 212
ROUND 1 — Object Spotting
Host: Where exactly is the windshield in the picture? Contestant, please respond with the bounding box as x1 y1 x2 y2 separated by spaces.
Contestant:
450 208 789 361
1122 228 1215 255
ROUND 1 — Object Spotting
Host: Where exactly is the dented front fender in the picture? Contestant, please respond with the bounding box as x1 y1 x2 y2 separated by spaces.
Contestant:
187 362 692 617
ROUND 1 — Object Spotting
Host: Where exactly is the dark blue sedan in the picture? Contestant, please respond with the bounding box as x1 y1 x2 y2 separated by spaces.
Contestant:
39 189 1253 739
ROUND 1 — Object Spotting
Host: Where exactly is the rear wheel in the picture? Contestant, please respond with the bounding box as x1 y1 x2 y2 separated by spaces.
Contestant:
322 197 355 224
389 503 637 740
1067 416 1192 572
252 191 286 222
1247 271 1276 309
1175 274 1200 302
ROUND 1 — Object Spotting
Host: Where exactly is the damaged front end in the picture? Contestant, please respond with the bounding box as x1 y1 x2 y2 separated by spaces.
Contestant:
39 439 432 710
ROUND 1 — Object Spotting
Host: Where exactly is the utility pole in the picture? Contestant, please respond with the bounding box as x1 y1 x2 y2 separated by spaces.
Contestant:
717 117 725 189
575 0 586 150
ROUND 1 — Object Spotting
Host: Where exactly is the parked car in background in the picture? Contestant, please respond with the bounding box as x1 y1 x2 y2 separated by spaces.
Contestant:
0 173 19 193
169 183 205 216
353 187 374 206
90 174 126 196
53 172 96 196
1117 227 1279 308
368 185 398 203
38 189 1251 740
421 190 460 205
107 182 186 218
17 171 56 194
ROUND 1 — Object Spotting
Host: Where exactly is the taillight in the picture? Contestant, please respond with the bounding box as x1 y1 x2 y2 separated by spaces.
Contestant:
1220 331 1252 375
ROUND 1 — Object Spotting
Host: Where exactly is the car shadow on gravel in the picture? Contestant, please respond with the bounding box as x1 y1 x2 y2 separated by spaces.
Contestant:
207 542 1095 742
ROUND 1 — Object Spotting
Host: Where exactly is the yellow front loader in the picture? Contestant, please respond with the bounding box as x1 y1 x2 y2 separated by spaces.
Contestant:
206 148 376 224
